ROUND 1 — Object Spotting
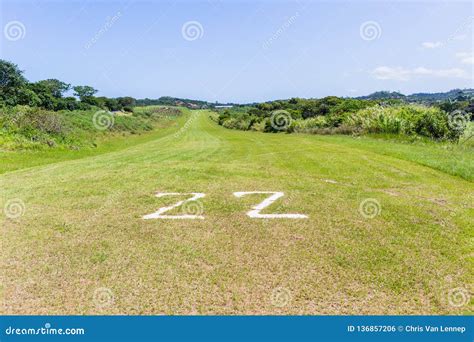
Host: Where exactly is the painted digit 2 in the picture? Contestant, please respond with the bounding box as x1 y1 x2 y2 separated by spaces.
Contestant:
233 191 308 219
143 193 205 220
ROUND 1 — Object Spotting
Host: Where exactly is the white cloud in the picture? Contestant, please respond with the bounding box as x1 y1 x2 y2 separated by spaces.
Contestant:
371 66 411 81
371 66 468 81
421 41 443 49
456 52 474 65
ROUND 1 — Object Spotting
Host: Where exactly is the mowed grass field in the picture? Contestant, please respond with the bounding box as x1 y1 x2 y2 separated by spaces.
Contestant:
1 109 472 315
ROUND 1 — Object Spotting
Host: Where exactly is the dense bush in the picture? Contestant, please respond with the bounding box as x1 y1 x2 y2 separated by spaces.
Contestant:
134 106 182 119
217 97 374 134
345 105 463 140
0 106 72 149
291 116 328 133
217 99 468 141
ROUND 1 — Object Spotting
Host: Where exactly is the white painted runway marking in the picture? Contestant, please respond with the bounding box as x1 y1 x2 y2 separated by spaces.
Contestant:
233 191 308 219
143 192 205 220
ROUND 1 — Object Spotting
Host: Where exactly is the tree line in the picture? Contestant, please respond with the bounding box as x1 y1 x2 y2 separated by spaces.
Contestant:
216 96 473 141
0 59 136 111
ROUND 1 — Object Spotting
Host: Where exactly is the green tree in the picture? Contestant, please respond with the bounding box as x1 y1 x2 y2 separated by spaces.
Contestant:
17 87 41 107
28 82 58 109
0 59 28 105
117 96 136 108
55 97 79 111
35 79 70 98
73 85 98 101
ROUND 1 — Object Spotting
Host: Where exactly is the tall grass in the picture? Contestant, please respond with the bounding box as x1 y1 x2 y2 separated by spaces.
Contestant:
344 105 464 140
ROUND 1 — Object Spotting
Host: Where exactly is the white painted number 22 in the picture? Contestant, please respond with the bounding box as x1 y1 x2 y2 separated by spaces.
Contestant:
143 191 307 220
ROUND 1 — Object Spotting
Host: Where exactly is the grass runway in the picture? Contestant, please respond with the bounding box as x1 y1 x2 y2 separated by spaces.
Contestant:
1 110 472 314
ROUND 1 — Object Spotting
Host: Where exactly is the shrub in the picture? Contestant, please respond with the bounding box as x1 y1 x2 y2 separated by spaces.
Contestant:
250 119 266 132
292 116 328 133
134 106 181 119
346 105 462 141
2 106 66 135
216 101 466 141
346 105 403 134
0 105 177 150
221 117 251 130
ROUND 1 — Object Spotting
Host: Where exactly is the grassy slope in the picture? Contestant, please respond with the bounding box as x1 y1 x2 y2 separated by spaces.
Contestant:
0 111 189 175
309 134 474 182
1 110 472 315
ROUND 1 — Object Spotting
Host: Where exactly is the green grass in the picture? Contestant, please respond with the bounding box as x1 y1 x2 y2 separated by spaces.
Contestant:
1 110 472 315
310 134 474 182
0 108 189 174
0 105 185 155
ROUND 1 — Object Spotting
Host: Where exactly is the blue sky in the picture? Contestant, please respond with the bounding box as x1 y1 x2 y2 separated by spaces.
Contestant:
1 0 472 103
